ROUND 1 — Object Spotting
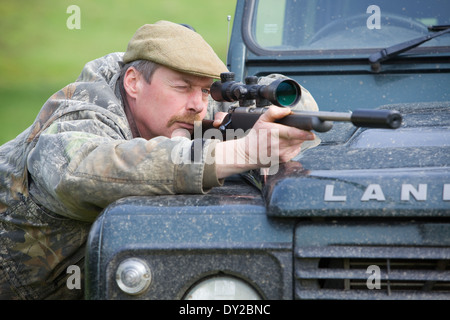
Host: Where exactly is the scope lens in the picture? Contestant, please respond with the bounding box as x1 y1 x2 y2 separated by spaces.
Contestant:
276 82 299 106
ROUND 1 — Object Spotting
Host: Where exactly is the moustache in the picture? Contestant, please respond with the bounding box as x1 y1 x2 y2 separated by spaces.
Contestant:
167 113 203 128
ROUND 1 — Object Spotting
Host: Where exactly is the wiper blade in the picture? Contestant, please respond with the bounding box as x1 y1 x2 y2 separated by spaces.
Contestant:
369 25 450 72
428 24 450 32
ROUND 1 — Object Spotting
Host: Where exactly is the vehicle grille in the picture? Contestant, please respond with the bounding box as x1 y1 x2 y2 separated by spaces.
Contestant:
295 246 450 299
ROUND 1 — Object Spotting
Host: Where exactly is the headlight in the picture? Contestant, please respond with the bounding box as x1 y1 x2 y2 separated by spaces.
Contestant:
184 276 262 300
115 258 152 295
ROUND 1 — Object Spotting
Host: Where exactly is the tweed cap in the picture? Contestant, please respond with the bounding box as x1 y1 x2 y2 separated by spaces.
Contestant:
123 21 228 79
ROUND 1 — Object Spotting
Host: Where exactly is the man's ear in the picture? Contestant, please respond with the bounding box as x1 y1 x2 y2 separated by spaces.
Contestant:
123 67 140 99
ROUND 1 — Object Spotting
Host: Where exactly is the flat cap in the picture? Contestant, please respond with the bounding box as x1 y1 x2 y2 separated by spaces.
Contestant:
123 21 228 79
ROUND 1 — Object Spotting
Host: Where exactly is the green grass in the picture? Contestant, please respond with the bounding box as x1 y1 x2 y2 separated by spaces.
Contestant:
0 0 237 144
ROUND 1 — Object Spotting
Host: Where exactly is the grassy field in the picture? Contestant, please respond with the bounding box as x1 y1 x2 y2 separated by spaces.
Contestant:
0 0 237 144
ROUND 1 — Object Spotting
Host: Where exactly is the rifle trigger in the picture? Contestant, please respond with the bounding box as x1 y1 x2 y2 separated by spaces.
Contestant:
219 113 233 132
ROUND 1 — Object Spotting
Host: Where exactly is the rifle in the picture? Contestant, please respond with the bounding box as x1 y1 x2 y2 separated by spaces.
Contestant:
203 72 402 136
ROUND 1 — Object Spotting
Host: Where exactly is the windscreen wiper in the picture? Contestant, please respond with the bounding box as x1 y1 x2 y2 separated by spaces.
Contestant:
369 25 450 72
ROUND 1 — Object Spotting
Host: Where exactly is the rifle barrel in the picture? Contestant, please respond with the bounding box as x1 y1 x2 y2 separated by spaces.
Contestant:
293 109 402 129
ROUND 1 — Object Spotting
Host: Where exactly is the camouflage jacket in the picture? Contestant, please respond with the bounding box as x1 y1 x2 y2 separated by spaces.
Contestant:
0 52 318 299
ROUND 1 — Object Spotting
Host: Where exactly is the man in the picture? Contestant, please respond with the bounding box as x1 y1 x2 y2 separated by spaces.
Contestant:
0 21 319 299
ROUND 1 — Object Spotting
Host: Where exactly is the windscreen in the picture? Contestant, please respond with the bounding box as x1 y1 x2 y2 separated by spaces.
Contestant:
252 0 450 52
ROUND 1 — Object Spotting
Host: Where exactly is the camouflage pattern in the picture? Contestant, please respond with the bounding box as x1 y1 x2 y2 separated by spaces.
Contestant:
0 52 221 299
0 52 319 299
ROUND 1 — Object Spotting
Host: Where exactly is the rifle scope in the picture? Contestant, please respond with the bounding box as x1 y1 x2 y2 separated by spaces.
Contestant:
210 72 301 108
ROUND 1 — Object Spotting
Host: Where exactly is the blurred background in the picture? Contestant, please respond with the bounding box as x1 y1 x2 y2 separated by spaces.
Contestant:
0 0 237 144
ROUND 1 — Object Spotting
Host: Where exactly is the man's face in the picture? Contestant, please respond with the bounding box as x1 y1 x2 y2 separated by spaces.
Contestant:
127 66 213 140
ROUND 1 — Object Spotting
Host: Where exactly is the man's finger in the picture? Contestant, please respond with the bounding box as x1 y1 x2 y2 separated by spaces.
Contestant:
259 105 291 123
213 112 228 127
279 125 316 141
259 106 315 141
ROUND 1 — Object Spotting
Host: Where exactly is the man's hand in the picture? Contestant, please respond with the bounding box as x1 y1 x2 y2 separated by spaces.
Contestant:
212 111 228 128
214 105 315 179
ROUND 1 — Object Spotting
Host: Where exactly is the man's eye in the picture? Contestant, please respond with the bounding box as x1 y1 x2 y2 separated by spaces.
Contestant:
202 88 210 95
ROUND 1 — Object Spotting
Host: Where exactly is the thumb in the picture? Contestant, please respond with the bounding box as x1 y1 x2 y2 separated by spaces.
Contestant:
259 105 291 123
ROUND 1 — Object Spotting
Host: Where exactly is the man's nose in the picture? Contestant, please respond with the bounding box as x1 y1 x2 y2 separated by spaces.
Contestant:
186 89 205 113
